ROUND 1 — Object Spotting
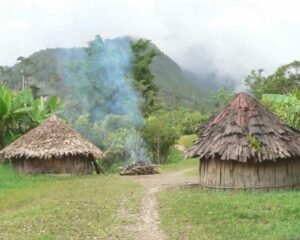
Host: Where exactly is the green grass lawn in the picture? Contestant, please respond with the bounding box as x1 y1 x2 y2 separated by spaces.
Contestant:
159 188 300 240
160 158 199 173
0 164 143 240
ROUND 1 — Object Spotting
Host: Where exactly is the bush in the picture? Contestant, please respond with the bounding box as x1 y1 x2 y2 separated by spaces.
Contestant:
177 134 197 149
165 147 184 164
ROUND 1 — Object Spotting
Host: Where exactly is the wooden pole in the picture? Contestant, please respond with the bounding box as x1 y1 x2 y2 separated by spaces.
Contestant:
91 159 105 175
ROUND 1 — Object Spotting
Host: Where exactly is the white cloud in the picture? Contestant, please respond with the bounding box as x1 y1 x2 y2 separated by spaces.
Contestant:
0 0 299 85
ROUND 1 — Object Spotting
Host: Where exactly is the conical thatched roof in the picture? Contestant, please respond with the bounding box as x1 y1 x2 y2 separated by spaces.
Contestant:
0 115 103 161
185 93 300 162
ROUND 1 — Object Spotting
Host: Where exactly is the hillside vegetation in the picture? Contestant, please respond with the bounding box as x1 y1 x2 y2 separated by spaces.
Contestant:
0 38 215 113
150 52 214 111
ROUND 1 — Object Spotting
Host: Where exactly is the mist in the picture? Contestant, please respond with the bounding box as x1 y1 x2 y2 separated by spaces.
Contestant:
1 0 300 89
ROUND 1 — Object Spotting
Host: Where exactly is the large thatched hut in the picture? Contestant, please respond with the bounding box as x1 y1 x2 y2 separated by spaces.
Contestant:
0 115 103 174
186 93 300 190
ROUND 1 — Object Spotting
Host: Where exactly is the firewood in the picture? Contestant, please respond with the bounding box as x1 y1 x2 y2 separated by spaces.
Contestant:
120 162 159 175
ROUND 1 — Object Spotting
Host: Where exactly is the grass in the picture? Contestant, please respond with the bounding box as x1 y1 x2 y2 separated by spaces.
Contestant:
0 164 51 195
0 164 143 239
160 157 199 173
183 166 199 176
4 156 300 240
159 188 300 240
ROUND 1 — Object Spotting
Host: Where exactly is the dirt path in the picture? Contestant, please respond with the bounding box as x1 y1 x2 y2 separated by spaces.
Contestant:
120 169 199 240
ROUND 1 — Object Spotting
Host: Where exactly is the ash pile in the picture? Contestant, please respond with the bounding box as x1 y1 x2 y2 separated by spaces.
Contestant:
120 161 159 175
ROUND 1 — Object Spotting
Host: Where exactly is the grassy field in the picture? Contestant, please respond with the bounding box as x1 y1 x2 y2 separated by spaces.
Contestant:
3 156 300 240
160 158 199 173
0 164 143 240
159 188 300 240
159 139 300 240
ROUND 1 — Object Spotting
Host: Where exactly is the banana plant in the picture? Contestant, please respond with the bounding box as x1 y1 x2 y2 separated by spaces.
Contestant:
0 85 63 148
262 93 300 129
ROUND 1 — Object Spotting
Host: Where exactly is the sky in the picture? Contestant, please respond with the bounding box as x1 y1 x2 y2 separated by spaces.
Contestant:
1 0 300 86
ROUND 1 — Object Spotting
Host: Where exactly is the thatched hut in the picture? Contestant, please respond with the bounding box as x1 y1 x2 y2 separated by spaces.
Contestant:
186 93 300 190
0 115 103 174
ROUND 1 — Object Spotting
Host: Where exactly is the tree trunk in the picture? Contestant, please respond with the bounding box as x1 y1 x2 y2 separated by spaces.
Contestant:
157 141 160 165
0 131 5 150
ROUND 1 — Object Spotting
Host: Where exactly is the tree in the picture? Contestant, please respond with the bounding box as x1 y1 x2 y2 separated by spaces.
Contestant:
212 87 235 109
17 56 35 90
143 114 179 164
245 61 300 99
151 108 209 135
131 39 160 116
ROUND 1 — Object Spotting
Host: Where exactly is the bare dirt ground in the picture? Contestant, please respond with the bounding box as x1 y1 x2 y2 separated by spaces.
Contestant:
119 169 199 240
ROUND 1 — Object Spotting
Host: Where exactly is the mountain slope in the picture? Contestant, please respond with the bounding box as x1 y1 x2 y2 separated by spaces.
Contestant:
0 38 216 112
151 51 215 111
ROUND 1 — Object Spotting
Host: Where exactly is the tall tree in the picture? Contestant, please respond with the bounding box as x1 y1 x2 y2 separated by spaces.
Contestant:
131 39 160 116
17 56 35 90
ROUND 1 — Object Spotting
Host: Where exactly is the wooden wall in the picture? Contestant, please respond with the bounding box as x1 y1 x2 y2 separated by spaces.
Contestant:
11 156 93 175
200 158 300 190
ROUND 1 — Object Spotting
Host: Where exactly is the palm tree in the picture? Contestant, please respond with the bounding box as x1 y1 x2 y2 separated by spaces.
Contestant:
17 56 34 91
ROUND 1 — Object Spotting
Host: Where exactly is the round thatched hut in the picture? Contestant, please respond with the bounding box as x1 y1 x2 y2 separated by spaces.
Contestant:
0 115 103 174
186 93 300 190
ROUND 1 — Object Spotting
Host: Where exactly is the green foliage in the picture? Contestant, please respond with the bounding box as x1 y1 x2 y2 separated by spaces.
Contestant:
143 114 180 164
177 134 197 149
246 134 262 153
245 61 300 99
131 39 160 116
165 147 184 164
181 112 209 135
0 85 63 148
262 93 300 129
102 128 139 163
212 86 235 110
153 109 209 135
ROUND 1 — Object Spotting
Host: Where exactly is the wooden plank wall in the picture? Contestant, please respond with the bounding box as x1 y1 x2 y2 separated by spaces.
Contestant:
12 157 93 175
200 159 300 191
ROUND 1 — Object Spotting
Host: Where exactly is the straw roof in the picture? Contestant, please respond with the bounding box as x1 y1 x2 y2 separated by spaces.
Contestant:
185 92 300 162
0 115 103 161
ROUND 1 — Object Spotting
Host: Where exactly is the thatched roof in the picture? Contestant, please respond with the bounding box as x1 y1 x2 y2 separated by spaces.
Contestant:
0 115 103 161
185 92 300 162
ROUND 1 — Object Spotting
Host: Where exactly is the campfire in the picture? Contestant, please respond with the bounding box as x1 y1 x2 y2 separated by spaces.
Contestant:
120 161 159 175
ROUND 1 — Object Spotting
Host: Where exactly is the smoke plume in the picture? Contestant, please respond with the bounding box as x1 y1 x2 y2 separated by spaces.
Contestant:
57 35 149 163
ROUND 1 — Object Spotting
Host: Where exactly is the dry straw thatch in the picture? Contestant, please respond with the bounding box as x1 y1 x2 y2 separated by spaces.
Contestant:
0 115 103 161
186 92 300 162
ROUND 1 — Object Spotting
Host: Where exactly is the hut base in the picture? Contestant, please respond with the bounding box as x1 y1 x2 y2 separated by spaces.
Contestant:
11 157 93 175
200 159 300 191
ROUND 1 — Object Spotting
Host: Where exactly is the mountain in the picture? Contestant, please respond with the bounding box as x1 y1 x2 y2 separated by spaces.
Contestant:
0 37 217 113
150 51 216 111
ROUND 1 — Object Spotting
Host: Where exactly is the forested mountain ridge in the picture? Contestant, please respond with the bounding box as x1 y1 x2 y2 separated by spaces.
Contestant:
150 50 215 111
0 38 216 113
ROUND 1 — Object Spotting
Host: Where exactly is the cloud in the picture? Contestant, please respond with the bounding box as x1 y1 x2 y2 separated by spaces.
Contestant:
0 0 299 86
